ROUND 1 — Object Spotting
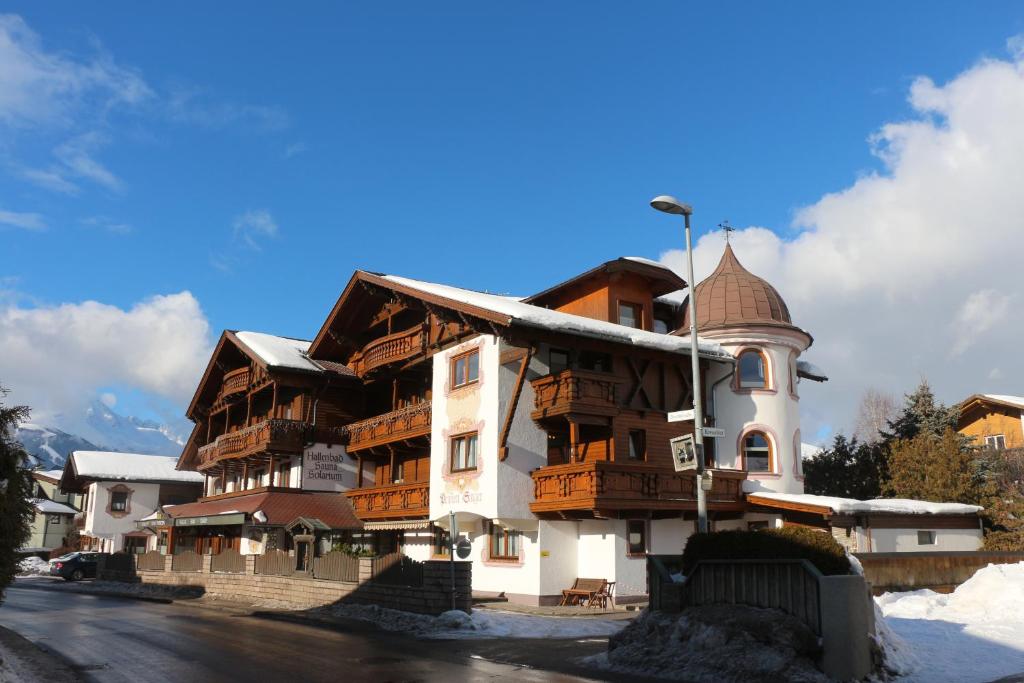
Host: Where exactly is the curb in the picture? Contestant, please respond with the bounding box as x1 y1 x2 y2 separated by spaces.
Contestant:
12 580 177 604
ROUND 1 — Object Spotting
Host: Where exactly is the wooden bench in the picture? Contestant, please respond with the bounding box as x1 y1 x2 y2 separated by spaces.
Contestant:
559 578 607 607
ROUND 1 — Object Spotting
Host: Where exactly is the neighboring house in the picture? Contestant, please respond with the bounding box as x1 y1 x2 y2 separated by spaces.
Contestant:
22 469 81 555
957 394 1024 450
747 492 983 552
171 330 364 562
58 451 204 553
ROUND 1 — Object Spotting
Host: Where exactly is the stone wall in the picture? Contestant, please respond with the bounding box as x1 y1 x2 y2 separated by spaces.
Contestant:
855 550 1024 593
101 553 472 615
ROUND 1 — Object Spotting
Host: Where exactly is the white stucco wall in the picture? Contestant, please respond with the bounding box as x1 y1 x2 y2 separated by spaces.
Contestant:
862 527 983 553
649 518 696 554
537 520 580 598
84 480 163 552
702 330 809 495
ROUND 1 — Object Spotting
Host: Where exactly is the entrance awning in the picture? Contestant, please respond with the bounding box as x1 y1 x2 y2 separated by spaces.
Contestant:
363 520 433 531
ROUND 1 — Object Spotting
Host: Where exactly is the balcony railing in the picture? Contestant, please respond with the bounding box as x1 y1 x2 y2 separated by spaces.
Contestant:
350 324 427 377
197 419 305 471
530 461 746 515
530 369 620 420
346 402 431 453
346 481 430 520
217 367 251 402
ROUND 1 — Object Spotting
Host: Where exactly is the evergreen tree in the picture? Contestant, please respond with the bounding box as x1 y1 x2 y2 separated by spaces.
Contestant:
883 428 981 504
978 447 1024 551
0 385 33 602
881 380 960 442
804 434 887 499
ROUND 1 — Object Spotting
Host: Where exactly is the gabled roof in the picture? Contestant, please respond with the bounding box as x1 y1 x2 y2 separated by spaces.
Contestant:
309 270 731 362
31 469 64 485
61 451 204 492
961 394 1024 412
186 329 354 418
524 257 688 306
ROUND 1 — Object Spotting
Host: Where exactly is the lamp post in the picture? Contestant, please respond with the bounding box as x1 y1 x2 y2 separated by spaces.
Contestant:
650 195 709 534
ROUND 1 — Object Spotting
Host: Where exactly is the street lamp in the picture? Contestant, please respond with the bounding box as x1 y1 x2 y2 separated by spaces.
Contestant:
650 195 709 534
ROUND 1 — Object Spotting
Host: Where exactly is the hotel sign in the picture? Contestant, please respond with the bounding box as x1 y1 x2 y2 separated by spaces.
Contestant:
302 443 354 492
175 513 246 527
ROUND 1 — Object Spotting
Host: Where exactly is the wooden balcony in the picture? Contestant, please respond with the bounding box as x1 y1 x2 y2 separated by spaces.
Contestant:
217 367 251 402
350 324 427 377
531 369 620 421
530 461 746 517
346 481 430 521
346 402 431 453
197 419 305 471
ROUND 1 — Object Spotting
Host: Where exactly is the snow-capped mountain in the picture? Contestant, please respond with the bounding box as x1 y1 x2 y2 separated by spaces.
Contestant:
16 399 189 470
16 423 102 470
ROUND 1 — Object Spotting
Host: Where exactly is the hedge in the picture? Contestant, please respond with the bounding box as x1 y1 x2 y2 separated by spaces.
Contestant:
681 527 851 576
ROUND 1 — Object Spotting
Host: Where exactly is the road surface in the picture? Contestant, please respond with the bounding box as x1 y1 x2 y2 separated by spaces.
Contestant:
0 585 632 683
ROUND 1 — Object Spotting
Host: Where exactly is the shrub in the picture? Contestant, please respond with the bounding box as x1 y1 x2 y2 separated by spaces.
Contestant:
681 527 850 576
982 530 1024 552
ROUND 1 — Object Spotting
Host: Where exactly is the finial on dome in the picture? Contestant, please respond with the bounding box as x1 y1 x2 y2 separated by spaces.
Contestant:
718 220 734 244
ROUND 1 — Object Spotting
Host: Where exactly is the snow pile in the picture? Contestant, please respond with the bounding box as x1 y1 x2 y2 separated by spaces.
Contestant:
317 603 626 640
877 562 1024 682
17 556 51 576
588 605 829 682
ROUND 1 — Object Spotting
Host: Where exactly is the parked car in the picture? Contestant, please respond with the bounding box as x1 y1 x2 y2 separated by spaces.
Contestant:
49 552 100 581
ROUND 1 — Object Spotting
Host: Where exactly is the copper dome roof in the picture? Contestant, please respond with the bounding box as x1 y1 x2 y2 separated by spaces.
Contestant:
682 244 803 335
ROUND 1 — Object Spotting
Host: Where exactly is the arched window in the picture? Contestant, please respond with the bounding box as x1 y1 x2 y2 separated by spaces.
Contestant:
738 349 768 389
742 432 773 473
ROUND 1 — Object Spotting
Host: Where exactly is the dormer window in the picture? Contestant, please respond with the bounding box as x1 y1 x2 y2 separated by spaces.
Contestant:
738 350 767 389
618 302 642 329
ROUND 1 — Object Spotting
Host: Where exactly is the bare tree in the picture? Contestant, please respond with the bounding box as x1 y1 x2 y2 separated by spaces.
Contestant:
853 388 897 444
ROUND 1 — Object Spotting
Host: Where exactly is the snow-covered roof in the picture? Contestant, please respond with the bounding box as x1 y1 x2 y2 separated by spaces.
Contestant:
31 498 78 515
623 256 677 272
68 451 204 484
380 274 732 360
796 360 828 382
801 443 825 460
749 491 982 516
983 394 1024 410
234 331 322 373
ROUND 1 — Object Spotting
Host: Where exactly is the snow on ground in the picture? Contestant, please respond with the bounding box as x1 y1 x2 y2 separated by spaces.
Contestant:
15 557 50 577
314 603 627 640
877 562 1024 682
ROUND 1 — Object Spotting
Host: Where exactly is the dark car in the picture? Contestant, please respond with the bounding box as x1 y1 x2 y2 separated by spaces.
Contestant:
49 552 100 581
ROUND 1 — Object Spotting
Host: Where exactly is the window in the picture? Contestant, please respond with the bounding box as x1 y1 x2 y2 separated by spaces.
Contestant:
742 432 772 473
748 521 769 531
654 318 671 334
578 350 612 373
626 520 647 556
549 348 570 374
917 530 937 545
985 434 1007 450
488 521 520 560
450 432 479 472
47 514 62 525
432 526 451 557
628 430 646 460
618 302 642 329
392 458 405 484
451 350 480 388
110 490 129 512
278 461 290 488
738 350 767 388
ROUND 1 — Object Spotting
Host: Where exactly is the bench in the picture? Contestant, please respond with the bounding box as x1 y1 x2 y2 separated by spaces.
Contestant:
559 578 607 607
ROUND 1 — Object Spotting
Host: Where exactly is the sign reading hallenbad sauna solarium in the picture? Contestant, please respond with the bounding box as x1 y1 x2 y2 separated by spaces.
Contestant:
301 443 358 492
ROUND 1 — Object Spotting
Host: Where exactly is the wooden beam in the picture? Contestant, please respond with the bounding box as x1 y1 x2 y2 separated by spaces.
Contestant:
498 347 533 461
569 420 580 462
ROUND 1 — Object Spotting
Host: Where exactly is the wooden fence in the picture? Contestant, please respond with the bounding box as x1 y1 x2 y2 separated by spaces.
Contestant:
312 550 360 582
255 549 294 576
137 550 165 571
371 551 424 587
171 549 202 572
210 549 245 574
649 557 823 635
855 550 1024 593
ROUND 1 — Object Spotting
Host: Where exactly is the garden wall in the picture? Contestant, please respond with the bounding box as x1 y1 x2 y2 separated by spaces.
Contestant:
855 550 1024 593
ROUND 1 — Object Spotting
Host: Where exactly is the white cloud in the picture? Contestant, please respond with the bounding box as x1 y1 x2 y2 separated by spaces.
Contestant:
233 209 279 250
167 85 289 132
0 292 212 425
0 14 151 129
661 42 1024 437
81 215 132 235
0 208 45 231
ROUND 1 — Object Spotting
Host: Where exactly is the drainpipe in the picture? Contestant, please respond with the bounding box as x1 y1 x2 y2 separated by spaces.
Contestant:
707 361 737 424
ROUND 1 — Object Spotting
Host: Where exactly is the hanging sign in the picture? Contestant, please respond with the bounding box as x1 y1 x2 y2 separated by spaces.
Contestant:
302 443 355 492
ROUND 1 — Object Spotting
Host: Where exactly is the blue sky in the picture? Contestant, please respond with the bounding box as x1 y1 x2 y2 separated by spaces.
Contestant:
3 3 1024 434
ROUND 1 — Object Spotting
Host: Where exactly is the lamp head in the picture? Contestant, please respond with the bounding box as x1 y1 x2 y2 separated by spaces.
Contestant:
650 195 693 216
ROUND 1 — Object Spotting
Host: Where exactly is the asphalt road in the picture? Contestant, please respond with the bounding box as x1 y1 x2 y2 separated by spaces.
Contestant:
0 586 632 683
